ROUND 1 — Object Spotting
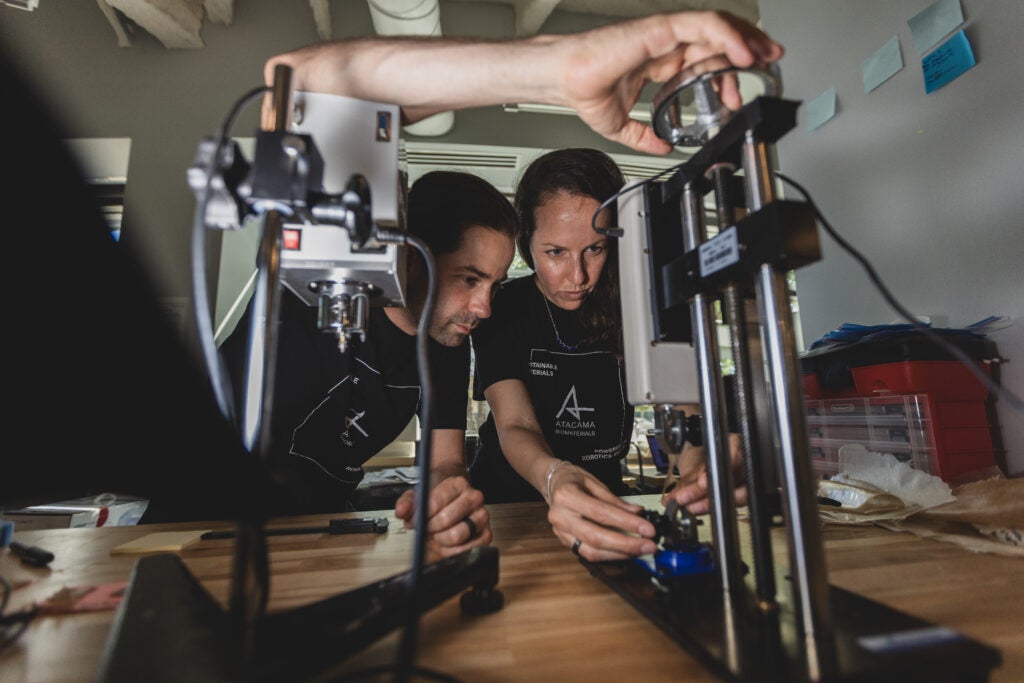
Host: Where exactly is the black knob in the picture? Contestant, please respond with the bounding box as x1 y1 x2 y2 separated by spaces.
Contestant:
460 587 505 615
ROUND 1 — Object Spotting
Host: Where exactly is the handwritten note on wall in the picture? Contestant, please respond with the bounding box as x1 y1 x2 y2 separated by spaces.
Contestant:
922 30 976 94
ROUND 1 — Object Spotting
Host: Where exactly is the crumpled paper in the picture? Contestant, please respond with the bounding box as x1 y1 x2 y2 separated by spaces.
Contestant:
817 445 1024 557
878 476 1024 557
818 476 922 523
817 444 954 524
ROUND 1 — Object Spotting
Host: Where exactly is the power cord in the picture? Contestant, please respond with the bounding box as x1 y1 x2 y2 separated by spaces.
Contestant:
190 84 269 426
585 159 1022 414
591 163 683 238
0 576 37 654
325 229 443 683
190 86 274 664
775 171 1023 414
379 231 441 683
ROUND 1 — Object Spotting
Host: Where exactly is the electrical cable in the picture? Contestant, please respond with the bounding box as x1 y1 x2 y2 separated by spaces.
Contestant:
0 577 37 655
384 232 440 683
190 85 269 426
591 162 684 238
586 159 1021 414
237 204 444 683
190 85 272 674
775 171 1023 413
190 181 236 423
216 85 268 143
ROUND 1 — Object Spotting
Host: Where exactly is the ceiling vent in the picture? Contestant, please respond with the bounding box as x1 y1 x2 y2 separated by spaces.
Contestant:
615 157 686 181
404 142 527 194
402 142 688 196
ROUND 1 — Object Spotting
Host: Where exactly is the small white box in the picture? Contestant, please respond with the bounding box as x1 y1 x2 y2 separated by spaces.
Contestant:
1 494 149 531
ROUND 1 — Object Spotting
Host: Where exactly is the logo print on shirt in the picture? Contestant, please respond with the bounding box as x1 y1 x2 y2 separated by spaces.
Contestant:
343 409 369 439
557 386 595 420
554 386 597 437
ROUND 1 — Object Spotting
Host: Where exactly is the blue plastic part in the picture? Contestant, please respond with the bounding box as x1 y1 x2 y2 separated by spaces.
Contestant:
654 545 715 577
633 544 715 578
0 519 14 547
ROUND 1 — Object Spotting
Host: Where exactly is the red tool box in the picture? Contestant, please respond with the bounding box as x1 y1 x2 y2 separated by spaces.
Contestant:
800 331 1002 482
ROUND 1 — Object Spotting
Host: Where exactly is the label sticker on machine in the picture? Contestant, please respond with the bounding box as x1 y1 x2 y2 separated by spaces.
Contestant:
858 626 964 653
699 226 739 276
376 111 392 142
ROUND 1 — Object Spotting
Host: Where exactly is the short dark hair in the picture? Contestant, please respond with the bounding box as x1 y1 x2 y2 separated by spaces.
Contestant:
513 148 626 352
407 171 517 255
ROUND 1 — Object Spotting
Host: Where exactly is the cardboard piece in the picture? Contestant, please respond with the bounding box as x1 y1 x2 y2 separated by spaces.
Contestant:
109 530 208 556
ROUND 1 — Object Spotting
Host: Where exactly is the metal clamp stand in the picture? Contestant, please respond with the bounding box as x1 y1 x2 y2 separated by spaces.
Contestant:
581 57 1000 682
95 65 504 683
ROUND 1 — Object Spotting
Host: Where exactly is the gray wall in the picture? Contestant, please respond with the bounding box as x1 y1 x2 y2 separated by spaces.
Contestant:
759 0 1024 475
0 0 624 342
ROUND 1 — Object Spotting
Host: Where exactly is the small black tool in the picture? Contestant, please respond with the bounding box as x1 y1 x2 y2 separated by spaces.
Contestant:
9 541 55 567
200 517 389 540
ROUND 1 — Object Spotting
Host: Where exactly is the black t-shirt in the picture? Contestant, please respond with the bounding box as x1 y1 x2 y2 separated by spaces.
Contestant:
222 290 470 512
470 276 634 503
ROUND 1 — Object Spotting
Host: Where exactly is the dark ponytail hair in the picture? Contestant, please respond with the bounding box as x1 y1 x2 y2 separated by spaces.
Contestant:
513 148 625 353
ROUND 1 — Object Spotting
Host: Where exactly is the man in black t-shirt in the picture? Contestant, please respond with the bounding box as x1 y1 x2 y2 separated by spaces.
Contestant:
222 171 517 557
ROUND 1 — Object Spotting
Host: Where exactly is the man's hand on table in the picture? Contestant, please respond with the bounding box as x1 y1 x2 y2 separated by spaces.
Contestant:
394 475 492 559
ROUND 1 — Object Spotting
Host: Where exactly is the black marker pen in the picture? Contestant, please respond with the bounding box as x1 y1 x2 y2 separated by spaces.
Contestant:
9 541 55 567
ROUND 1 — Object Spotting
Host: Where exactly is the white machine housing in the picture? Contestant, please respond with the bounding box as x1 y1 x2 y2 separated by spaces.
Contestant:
281 91 406 308
617 180 700 405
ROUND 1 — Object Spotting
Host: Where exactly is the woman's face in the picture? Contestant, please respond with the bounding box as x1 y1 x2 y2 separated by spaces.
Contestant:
529 191 611 311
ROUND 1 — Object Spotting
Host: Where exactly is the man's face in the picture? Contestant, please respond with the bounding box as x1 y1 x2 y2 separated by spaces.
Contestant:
421 225 515 347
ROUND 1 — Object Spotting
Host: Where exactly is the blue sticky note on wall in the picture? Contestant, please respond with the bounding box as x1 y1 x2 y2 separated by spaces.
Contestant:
806 87 837 131
908 0 964 55
862 35 904 93
923 30 976 94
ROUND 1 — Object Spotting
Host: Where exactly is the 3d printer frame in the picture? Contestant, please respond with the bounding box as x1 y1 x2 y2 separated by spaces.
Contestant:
586 65 1001 682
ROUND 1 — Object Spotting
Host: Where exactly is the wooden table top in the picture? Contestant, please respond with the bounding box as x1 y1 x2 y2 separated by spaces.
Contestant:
1 497 1021 682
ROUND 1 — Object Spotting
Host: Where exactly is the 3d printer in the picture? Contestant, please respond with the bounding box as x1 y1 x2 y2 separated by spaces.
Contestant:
94 51 1003 683
582 55 1001 682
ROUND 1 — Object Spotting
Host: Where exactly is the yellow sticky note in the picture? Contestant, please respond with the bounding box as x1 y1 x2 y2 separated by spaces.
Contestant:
110 530 208 555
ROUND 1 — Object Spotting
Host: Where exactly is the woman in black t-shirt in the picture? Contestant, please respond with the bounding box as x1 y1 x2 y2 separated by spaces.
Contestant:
472 149 666 561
